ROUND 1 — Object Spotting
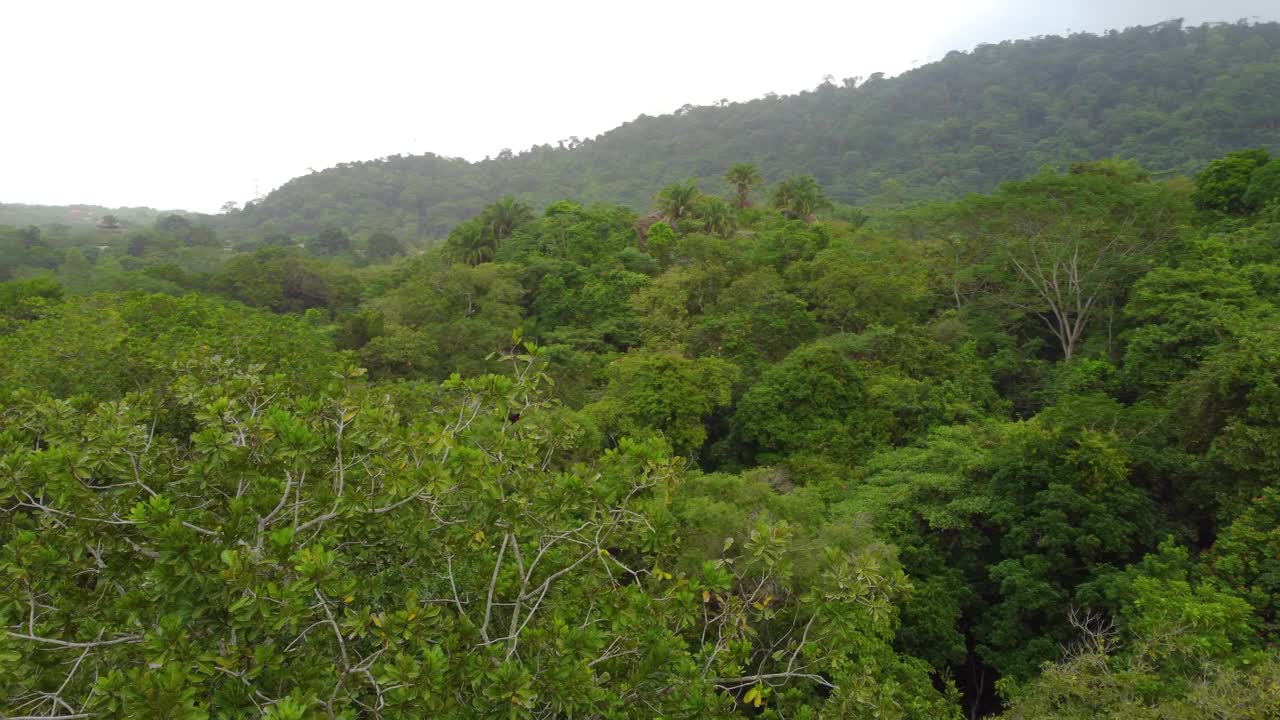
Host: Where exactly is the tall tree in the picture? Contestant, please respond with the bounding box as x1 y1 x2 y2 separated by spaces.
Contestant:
940 161 1187 360
724 163 763 209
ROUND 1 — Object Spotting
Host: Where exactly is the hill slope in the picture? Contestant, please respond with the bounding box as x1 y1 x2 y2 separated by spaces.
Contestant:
239 19 1280 238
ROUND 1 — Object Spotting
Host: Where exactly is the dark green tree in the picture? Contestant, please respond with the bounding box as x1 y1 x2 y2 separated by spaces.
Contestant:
365 231 404 261
1193 148 1270 214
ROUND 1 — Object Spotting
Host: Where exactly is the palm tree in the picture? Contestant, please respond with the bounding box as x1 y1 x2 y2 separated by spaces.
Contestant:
771 174 829 222
448 220 494 266
655 180 701 223
481 196 534 241
724 163 763 209
695 196 736 238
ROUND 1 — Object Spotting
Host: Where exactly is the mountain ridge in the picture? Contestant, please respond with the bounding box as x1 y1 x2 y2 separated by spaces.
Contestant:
231 19 1277 237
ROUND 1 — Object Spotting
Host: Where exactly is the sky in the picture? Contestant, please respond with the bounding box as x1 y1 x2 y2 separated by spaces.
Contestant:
2 0 1274 212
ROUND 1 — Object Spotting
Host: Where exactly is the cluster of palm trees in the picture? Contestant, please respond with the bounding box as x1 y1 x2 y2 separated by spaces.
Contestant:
653 180 740 239
653 163 831 234
450 164 832 265
770 174 828 221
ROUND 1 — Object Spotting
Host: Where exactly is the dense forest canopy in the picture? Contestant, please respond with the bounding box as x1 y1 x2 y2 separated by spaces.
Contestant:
6 143 1280 718
6 16 1280 720
234 19 1280 238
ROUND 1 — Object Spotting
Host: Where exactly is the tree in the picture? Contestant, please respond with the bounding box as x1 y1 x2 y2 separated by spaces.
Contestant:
771 174 829 221
56 247 92 291
156 213 192 235
793 232 932 332
311 225 352 256
445 199 535 266
1121 258 1258 394
644 221 676 263
734 330 990 464
1000 552 1275 720
724 163 763 209
0 276 64 323
1204 488 1280 641
586 351 739 456
365 231 404 262
1243 158 1280 213
942 161 1187 360
655 179 701 223
1168 319 1280 516
1193 148 1270 215
221 200 240 213
369 261 524 377
480 196 535 240
126 232 151 257
692 268 817 375
694 195 736 238
447 218 494 266
218 246 361 314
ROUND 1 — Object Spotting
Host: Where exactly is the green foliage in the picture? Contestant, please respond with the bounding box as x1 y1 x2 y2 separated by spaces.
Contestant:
1000 559 1275 719
734 329 993 464
446 198 537 266
586 351 739 456
655 179 701 222
310 225 353 256
0 346 961 718
1121 258 1259 394
365 231 404 262
691 268 817 375
1193 148 1271 214
693 195 736 238
645 221 676 263
1243 158 1280 213
771 175 828 221
365 260 524 379
921 160 1190 359
723 163 762 209
790 230 931 332
0 276 64 325
0 292 343 400
218 247 361 315
11 124 1280 718
1169 319 1280 515
1203 487 1280 640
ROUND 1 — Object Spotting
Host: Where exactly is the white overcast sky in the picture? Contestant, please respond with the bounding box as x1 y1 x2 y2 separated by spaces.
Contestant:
2 0 1273 212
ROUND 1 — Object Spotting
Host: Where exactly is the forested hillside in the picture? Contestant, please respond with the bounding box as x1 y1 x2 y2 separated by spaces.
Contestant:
0 204 174 229
5 145 1280 717
237 19 1280 238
